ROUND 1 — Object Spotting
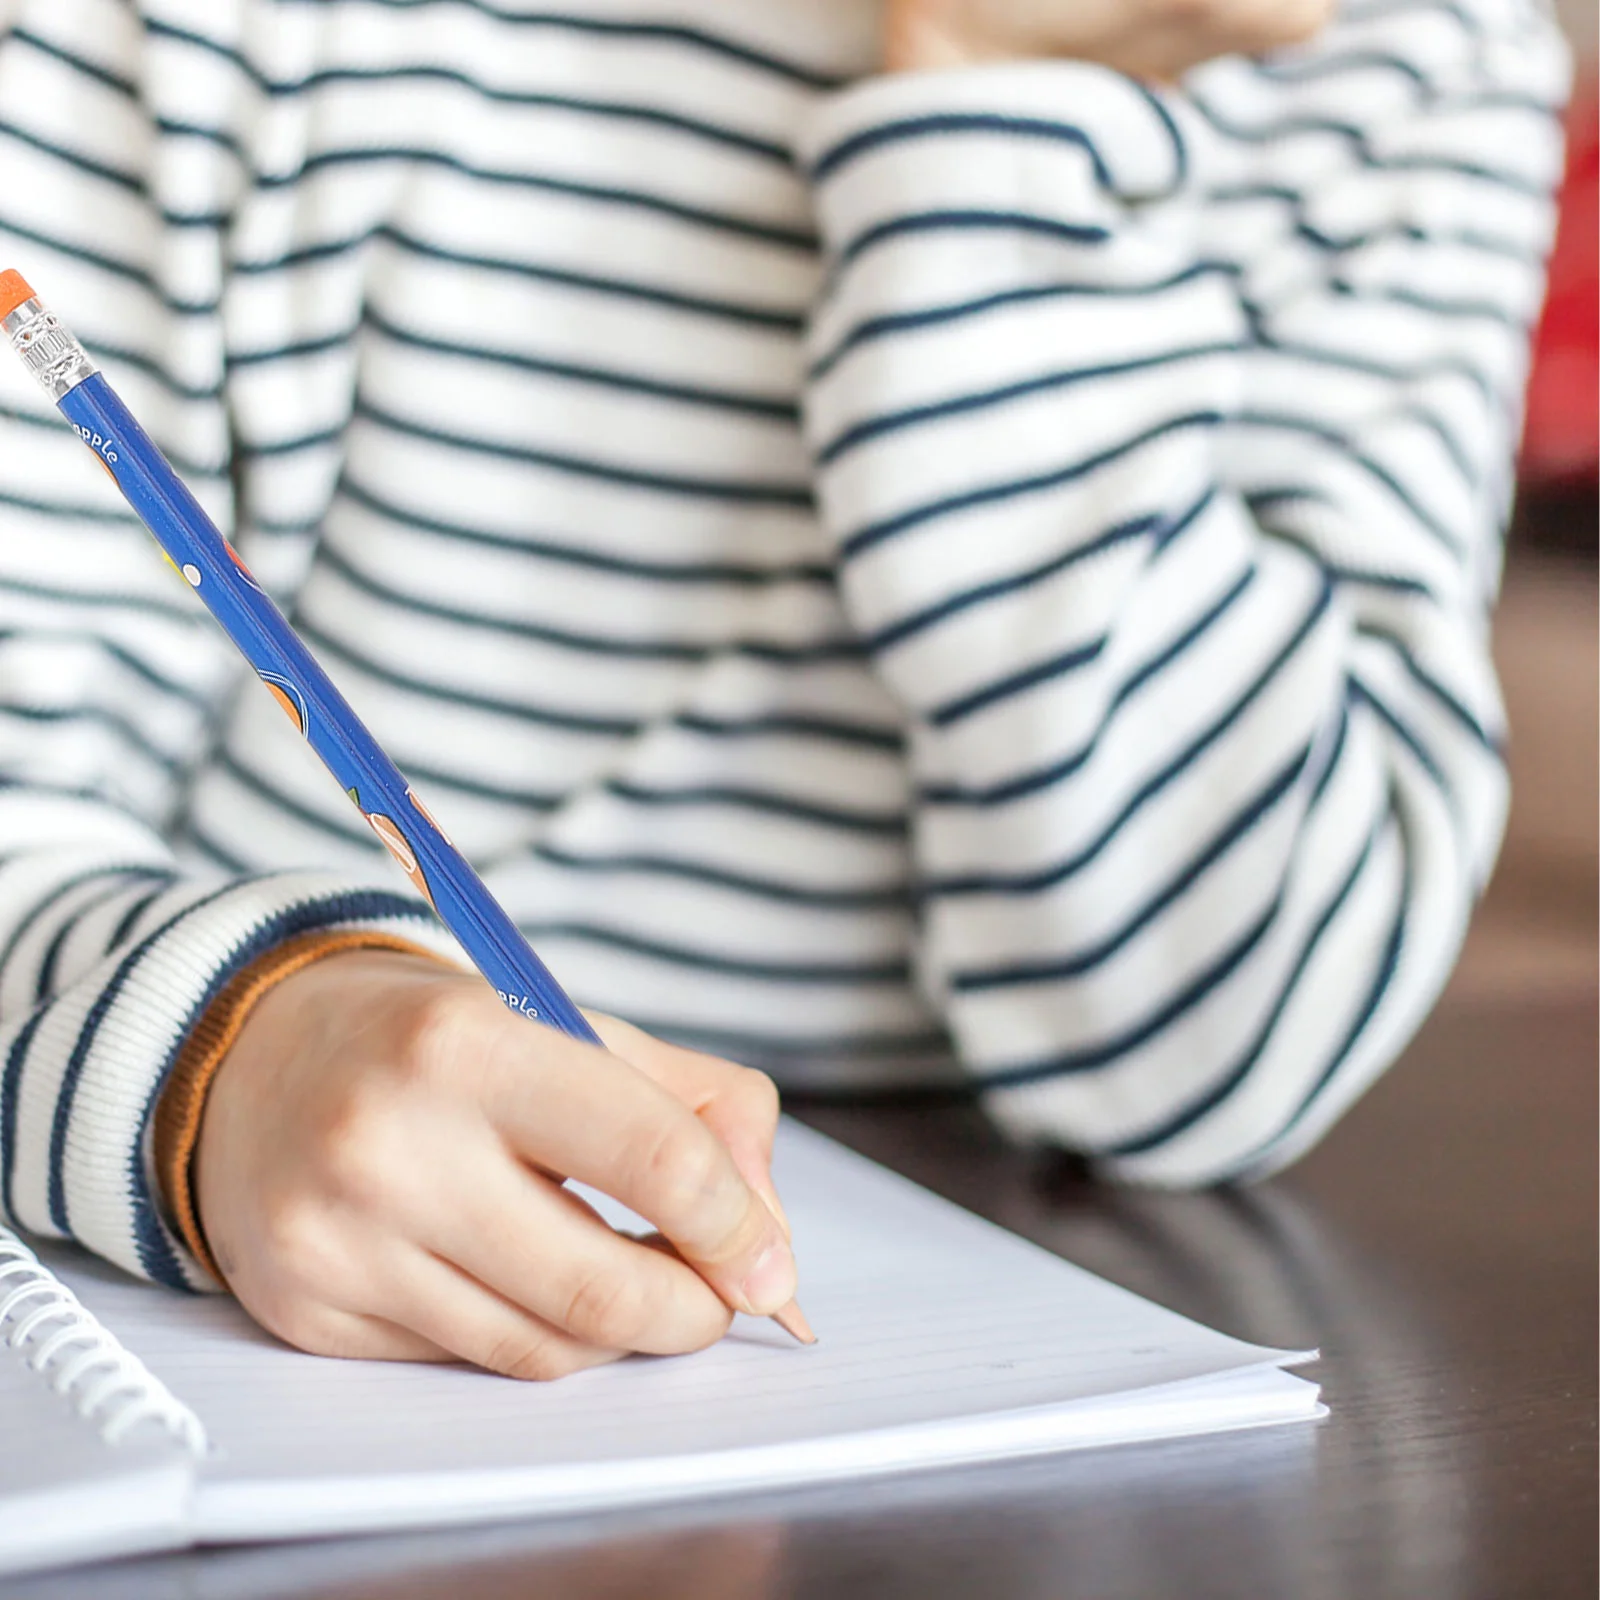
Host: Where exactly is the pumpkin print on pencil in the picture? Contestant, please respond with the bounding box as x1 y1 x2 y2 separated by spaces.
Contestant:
407 786 452 846
223 538 265 592
351 790 437 911
258 670 309 737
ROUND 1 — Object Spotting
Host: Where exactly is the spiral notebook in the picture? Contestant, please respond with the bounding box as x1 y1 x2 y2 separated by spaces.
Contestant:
1 1121 1323 1578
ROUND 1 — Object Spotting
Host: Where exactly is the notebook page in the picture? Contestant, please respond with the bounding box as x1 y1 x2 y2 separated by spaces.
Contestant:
41 1123 1316 1539
0 1362 193 1575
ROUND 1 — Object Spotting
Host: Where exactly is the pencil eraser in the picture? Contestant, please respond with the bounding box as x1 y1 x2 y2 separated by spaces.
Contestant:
0 270 37 321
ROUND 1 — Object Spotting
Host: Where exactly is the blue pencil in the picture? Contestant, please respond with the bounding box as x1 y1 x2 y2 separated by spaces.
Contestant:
1 268 813 1345
0 268 600 1041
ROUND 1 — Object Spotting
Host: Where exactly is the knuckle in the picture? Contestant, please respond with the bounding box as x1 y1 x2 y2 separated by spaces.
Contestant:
481 1329 571 1382
313 1090 402 1212
260 1298 345 1357
560 1266 645 1348
394 982 478 1086
679 1296 734 1354
733 1065 780 1125
258 1193 342 1284
637 1119 724 1215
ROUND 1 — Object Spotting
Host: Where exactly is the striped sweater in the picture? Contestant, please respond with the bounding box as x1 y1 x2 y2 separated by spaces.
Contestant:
0 0 1568 1291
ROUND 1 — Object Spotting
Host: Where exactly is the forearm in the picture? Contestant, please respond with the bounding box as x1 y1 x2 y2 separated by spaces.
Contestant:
798 6 1567 1178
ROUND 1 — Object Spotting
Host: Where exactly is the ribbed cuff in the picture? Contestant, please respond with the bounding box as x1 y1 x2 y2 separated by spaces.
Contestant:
25 871 466 1291
152 927 457 1286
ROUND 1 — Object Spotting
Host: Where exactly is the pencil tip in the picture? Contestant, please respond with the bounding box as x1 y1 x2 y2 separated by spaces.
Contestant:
771 1299 817 1345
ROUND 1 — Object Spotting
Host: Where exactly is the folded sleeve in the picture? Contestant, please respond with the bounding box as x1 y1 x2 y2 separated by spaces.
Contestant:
796 2 1568 1181
0 0 453 1288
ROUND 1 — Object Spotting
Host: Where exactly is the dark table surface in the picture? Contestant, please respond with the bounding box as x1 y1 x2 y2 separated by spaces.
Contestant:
14 988 1596 1600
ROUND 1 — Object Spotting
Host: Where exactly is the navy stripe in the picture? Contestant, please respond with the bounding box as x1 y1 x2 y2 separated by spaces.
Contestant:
673 709 903 752
1101 805 1393 1152
631 1017 952 1067
177 821 249 875
980 892 1287 1086
0 486 142 530
213 745 375 852
1324 278 1533 333
355 394 814 506
0 1008 48 1225
299 613 902 750
929 558 1253 731
1307 696 1352 812
810 263 1231 383
925 562 1310 811
49 884 430 1269
1255 522 1437 600
334 474 833 586
1294 215 1544 270
10 27 138 98
34 877 161 1003
1185 92 1553 198
1234 410 1467 553
1348 676 1450 788
1253 46 1429 88
531 842 909 910
929 635 1107 729
943 732 1312 910
951 745 1312 996
836 210 1109 271
149 6 843 92
1255 329 1499 408
105 882 175 951
813 114 1121 188
0 868 137 1000
4 395 222 480
1256 848 1410 1154
0 704 189 776
0 215 220 317
866 507 1173 655
841 411 1222 560
248 144 817 252
310 538 860 664
603 778 907 837
363 304 799 419
352 222 807 329
0 120 227 230
292 616 646 735
815 343 1239 468
520 919 910 984
348 756 563 816
0 627 217 709
15 27 243 160
1366 631 1502 754
60 40 791 164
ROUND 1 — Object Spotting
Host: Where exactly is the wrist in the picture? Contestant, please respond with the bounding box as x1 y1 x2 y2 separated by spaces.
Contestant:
154 931 457 1284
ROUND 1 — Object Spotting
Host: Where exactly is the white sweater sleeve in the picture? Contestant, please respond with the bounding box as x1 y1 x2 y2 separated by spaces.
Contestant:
797 2 1568 1181
0 0 446 1288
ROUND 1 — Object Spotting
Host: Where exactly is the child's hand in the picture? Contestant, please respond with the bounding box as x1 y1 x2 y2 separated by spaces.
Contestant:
884 0 1333 81
193 949 797 1378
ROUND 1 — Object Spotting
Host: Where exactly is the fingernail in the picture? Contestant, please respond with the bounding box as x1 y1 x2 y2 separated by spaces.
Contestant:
740 1241 798 1316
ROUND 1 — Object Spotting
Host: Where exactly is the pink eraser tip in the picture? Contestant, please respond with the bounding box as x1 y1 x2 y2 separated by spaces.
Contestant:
0 270 36 321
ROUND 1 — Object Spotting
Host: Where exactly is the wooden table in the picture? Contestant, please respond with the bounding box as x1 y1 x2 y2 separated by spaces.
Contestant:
21 990 1596 1600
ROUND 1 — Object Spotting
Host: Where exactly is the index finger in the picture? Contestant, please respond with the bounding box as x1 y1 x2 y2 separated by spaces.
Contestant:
479 1018 799 1320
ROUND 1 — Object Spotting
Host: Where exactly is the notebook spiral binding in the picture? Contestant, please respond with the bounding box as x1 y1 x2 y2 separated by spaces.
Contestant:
0 1227 205 1454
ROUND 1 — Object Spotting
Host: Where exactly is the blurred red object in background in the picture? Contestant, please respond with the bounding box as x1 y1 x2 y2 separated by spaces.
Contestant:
1521 77 1599 488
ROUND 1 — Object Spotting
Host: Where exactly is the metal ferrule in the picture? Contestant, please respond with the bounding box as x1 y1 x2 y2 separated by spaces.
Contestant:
2 297 96 401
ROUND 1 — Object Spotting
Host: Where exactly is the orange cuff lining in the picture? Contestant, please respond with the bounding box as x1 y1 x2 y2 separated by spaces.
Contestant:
152 929 454 1284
